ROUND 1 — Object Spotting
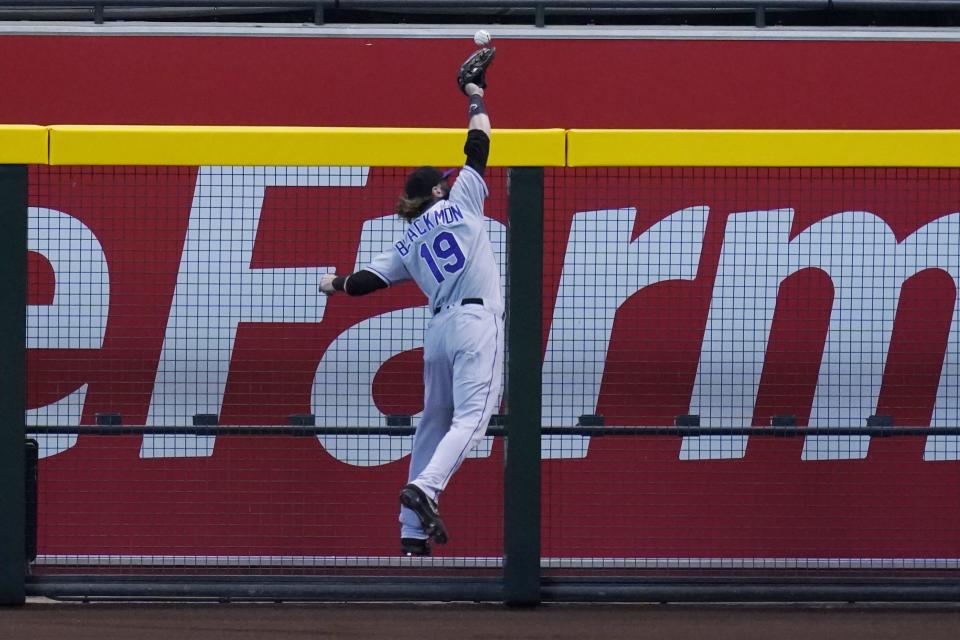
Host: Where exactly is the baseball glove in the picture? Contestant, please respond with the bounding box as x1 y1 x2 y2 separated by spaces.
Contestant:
457 47 496 95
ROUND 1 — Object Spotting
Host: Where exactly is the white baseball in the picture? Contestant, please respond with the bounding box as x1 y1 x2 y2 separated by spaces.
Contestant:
473 30 491 46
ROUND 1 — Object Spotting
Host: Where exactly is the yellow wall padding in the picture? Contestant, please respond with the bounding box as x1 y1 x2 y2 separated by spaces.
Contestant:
0 126 49 164
567 129 960 167
47 126 567 167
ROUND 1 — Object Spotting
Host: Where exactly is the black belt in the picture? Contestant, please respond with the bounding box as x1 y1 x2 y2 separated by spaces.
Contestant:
434 298 484 315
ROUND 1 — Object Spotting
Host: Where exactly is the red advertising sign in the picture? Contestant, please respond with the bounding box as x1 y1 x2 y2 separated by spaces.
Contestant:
27 164 960 561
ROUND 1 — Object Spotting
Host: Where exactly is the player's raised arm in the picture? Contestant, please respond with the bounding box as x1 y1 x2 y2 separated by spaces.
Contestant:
462 84 490 178
465 84 490 138
457 47 495 177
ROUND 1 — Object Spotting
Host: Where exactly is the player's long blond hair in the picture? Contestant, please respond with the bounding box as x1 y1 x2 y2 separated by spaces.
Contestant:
396 195 432 223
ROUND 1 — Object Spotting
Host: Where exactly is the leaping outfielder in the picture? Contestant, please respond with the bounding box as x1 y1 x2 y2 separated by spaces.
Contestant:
320 47 500 556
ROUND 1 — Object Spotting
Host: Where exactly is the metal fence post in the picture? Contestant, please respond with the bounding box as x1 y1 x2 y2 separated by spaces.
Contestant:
0 165 27 605
503 167 543 606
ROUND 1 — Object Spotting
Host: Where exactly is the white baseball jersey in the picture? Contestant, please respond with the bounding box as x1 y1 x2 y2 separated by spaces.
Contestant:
364 165 502 312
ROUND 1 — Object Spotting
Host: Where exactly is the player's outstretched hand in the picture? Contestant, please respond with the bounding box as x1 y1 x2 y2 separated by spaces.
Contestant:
463 83 484 98
319 273 337 295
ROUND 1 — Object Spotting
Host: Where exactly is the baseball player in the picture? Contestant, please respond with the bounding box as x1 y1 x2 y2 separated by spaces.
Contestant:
320 48 501 556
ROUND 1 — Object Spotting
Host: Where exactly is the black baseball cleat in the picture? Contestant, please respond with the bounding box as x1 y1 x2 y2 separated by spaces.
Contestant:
401 537 431 557
399 483 449 544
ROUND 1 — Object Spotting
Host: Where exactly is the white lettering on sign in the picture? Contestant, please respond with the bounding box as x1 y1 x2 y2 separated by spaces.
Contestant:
683 210 960 461
541 207 708 458
31 179 959 464
26 207 109 458
141 166 366 458
917 215 960 461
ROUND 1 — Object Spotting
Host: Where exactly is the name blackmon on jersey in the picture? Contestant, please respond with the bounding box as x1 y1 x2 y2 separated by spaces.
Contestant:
394 204 466 256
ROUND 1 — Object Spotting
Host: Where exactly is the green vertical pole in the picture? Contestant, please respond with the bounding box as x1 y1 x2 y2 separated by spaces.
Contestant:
0 165 27 605
503 167 543 606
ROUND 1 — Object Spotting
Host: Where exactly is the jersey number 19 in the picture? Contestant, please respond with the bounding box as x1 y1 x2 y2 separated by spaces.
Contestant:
419 231 466 283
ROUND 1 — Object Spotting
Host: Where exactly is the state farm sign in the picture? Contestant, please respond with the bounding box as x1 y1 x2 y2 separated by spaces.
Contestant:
27 166 960 464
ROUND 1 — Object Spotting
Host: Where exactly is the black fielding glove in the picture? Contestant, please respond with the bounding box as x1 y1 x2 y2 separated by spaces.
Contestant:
457 47 496 95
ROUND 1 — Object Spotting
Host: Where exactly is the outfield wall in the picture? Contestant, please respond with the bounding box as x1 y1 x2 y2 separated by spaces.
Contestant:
5 32 960 568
